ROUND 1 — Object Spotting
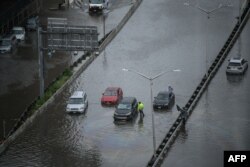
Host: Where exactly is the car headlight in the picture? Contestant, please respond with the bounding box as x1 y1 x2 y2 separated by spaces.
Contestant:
126 112 131 116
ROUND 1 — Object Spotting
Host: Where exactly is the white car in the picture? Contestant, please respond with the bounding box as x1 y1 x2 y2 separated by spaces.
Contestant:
0 34 17 54
226 58 248 75
11 27 26 41
66 91 88 114
89 0 109 13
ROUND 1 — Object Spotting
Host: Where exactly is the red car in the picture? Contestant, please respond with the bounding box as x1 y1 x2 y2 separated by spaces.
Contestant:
101 87 123 105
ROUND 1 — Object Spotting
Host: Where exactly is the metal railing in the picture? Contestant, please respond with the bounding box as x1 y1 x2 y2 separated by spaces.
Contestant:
147 1 250 166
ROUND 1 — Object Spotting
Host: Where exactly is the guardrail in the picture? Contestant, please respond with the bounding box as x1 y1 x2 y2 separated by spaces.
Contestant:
147 1 250 166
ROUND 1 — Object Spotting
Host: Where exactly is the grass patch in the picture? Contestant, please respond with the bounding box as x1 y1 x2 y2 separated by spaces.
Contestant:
30 68 72 113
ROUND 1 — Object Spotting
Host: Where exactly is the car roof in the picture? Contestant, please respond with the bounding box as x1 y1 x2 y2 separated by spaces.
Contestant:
120 97 136 103
70 91 86 98
105 87 121 91
229 58 243 63
12 27 24 30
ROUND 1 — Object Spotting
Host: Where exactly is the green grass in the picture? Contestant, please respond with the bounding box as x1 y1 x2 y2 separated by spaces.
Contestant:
30 68 72 113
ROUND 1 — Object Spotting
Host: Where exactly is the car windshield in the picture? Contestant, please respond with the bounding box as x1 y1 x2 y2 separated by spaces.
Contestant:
104 90 117 96
229 62 241 67
12 30 24 34
117 103 131 110
90 0 102 4
68 98 83 104
156 93 169 100
1 40 11 46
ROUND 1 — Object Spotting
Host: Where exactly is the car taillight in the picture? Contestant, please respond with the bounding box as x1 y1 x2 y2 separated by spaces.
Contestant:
238 67 243 70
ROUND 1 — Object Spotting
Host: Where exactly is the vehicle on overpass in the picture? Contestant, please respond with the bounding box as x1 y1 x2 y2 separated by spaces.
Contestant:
101 87 123 105
88 0 109 14
113 97 138 121
226 57 248 75
66 91 88 114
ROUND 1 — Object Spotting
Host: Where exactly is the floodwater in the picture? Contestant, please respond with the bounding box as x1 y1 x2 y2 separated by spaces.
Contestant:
0 0 249 166
162 14 250 167
0 0 131 140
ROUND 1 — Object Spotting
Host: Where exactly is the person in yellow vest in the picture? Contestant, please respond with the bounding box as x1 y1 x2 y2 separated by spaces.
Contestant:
137 101 145 118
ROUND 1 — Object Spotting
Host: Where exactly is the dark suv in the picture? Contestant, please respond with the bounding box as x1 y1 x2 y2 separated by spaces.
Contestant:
113 97 138 121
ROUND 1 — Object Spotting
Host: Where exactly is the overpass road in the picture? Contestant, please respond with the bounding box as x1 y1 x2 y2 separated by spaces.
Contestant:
162 18 250 167
0 0 248 166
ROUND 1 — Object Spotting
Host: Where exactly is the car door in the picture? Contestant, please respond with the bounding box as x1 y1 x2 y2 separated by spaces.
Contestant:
132 99 137 116
118 88 123 100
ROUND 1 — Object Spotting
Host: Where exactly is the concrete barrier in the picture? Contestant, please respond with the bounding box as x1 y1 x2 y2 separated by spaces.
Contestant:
147 2 250 166
99 0 143 52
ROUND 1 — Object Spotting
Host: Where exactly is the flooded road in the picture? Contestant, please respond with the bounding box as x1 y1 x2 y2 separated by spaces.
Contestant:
0 0 132 139
0 0 249 166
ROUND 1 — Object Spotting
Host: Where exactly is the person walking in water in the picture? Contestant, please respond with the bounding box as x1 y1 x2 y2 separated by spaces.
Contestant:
137 101 145 118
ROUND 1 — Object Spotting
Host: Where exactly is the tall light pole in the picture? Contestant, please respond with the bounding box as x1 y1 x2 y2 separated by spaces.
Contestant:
237 0 242 58
122 68 181 157
184 2 232 76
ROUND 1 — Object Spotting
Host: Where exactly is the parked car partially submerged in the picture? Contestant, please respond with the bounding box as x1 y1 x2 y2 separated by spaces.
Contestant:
11 26 25 41
0 34 17 54
153 86 175 110
113 97 138 121
66 91 88 114
226 57 248 75
101 87 123 105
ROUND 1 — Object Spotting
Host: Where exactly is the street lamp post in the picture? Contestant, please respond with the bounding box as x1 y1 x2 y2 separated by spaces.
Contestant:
238 0 242 58
184 2 232 76
122 68 181 157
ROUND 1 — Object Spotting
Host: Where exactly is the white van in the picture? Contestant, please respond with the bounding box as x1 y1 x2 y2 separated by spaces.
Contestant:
66 91 88 114
11 27 25 41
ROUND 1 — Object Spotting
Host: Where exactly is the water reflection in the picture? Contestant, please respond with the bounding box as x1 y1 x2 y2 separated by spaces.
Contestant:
226 74 244 84
178 125 188 142
113 113 138 126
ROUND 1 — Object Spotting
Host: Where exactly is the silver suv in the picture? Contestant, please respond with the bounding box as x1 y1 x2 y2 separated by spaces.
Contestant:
66 91 88 114
226 58 248 75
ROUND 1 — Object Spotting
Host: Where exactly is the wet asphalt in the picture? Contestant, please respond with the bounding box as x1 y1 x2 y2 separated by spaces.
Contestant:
0 0 249 166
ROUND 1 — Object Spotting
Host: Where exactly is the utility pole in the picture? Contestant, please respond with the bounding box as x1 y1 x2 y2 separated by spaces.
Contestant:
37 27 44 97
238 0 242 58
